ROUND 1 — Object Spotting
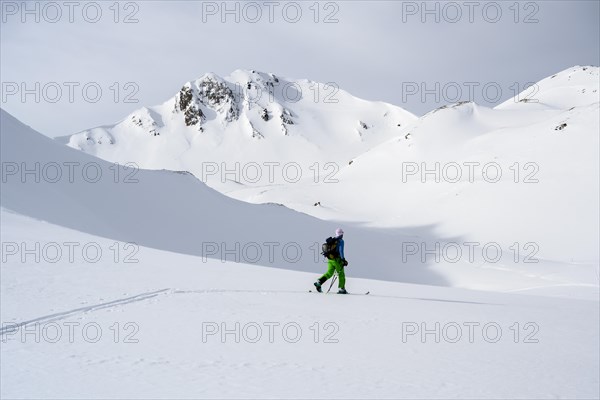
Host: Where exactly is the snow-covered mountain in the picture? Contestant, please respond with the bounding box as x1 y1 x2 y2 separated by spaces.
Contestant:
62 70 417 186
497 65 599 110
222 66 600 264
3 107 597 295
1 67 598 398
0 108 467 287
55 65 600 284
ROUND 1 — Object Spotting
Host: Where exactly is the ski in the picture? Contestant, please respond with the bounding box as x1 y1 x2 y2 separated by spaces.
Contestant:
309 290 370 295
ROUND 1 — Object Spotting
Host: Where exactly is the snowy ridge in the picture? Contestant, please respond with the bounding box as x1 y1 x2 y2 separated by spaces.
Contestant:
497 65 599 110
26 66 600 291
62 69 417 181
229 66 600 265
2 106 598 295
0 108 457 287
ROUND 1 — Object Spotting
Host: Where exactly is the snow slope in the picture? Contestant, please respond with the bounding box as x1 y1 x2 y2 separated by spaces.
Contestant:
497 65 599 110
1 65 599 398
0 108 449 286
1 209 598 399
3 108 597 295
58 67 600 267
60 70 417 186
229 66 600 266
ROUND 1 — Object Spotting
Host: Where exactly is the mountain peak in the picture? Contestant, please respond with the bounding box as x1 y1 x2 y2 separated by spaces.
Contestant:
497 65 599 110
63 70 417 179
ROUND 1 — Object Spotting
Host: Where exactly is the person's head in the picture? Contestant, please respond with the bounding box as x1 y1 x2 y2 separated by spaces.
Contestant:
335 228 344 238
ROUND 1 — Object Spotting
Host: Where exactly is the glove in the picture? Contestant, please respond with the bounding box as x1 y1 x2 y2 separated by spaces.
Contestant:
342 259 348 267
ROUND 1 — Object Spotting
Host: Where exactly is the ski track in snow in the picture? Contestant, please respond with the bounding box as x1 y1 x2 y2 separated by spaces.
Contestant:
0 289 171 335
172 288 505 306
2 287 505 336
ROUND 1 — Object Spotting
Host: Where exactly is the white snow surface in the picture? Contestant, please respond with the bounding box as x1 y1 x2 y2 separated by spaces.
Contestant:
215 67 600 264
60 67 600 265
3 107 598 295
1 66 599 398
1 210 598 399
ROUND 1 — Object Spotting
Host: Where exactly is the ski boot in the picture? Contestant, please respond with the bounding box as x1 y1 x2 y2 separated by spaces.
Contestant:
314 281 323 293
338 288 348 294
314 277 327 293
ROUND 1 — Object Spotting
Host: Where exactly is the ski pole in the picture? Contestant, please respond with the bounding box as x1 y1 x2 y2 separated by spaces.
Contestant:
327 272 338 293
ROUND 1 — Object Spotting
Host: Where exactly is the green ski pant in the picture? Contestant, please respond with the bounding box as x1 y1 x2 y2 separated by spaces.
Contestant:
320 258 345 289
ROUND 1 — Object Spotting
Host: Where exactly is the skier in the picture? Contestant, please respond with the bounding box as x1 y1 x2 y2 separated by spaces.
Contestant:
314 228 349 294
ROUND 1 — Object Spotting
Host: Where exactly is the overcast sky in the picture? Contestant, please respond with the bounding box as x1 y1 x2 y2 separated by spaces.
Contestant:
1 0 599 137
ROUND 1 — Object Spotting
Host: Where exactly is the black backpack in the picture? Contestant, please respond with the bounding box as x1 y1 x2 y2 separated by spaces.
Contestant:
321 237 340 259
